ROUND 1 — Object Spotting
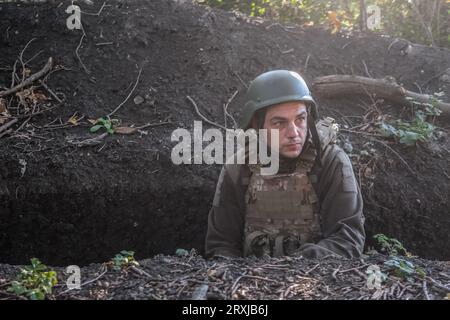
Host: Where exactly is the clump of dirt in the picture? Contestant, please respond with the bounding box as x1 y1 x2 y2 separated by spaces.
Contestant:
0 0 449 267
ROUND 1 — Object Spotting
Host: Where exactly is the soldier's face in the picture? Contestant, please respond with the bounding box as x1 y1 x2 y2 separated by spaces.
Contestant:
263 101 308 159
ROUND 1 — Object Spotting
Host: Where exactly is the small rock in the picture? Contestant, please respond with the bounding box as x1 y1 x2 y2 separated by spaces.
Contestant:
343 142 353 153
133 95 144 105
439 68 450 83
360 150 369 157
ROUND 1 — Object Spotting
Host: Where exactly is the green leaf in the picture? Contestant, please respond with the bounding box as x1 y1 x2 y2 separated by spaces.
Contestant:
416 267 426 278
29 291 45 300
399 131 420 146
104 122 112 130
30 258 42 269
120 250 134 257
8 281 26 295
96 117 107 125
90 125 103 133
377 123 397 137
384 256 419 279
175 248 189 257
8 258 57 300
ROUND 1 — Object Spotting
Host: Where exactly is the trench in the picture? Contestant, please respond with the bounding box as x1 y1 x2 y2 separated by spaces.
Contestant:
0 155 448 266
0 169 216 266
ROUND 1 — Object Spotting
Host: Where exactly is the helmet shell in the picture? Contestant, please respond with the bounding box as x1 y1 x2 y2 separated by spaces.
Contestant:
240 70 317 129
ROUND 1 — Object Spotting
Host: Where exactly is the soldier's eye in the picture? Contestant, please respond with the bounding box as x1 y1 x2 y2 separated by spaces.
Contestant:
295 117 306 125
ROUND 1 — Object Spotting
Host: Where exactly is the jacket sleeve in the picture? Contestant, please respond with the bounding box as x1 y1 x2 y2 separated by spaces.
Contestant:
299 145 366 259
205 165 245 258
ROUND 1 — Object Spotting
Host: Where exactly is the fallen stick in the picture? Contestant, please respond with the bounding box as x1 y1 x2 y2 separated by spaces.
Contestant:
0 57 53 98
187 95 227 130
370 137 416 177
422 279 431 300
425 276 450 292
223 89 238 129
9 99 65 120
312 75 450 116
107 67 143 117
129 265 154 279
113 121 173 135
68 132 108 147
39 81 63 103
19 38 37 82
0 118 18 134
0 129 13 139
75 25 90 74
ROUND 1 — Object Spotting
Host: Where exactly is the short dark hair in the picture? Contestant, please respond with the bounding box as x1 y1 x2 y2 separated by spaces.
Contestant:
254 108 267 129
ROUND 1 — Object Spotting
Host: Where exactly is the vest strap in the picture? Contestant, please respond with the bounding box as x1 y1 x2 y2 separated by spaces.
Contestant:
273 235 285 257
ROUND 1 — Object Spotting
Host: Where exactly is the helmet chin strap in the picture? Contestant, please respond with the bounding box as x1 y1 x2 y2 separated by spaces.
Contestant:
307 114 323 168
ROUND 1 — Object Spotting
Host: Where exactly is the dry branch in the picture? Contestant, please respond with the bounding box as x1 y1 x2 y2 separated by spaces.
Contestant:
0 58 53 98
0 118 18 134
107 67 143 117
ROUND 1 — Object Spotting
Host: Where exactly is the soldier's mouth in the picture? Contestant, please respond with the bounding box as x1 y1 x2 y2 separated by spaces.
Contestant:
285 143 302 150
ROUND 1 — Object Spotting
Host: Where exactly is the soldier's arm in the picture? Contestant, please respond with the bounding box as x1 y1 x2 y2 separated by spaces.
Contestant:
299 144 366 259
205 165 245 258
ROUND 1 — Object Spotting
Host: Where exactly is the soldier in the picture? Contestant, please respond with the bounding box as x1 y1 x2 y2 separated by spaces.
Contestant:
205 70 365 259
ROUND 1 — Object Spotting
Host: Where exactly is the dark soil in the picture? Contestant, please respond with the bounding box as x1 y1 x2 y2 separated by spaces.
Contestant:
0 252 449 300
0 0 449 270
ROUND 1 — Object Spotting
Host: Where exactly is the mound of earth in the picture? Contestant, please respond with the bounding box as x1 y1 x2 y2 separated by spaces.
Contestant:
0 0 449 270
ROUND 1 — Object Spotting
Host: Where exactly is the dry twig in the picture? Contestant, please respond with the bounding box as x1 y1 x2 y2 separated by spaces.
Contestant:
107 67 143 117
0 58 53 98
187 95 227 130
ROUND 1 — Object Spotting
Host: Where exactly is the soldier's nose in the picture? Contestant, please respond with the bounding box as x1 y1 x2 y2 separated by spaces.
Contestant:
286 122 300 138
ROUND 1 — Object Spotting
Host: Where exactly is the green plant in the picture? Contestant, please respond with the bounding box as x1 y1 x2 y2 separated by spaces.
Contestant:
7 258 58 300
384 256 426 280
111 250 139 271
373 234 410 256
175 248 189 257
422 93 444 117
395 112 435 146
90 117 119 134
377 96 442 147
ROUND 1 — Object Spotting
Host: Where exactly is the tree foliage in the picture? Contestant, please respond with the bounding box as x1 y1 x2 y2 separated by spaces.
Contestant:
197 0 450 47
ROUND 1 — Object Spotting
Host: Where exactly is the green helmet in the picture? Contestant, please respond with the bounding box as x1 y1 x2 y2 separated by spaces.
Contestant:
240 70 318 129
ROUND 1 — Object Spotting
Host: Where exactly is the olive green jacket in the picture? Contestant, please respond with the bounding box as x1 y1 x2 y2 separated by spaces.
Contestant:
205 141 365 259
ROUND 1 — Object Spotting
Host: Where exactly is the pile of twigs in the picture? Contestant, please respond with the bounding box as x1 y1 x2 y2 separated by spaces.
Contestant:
1 252 448 300
0 37 72 144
